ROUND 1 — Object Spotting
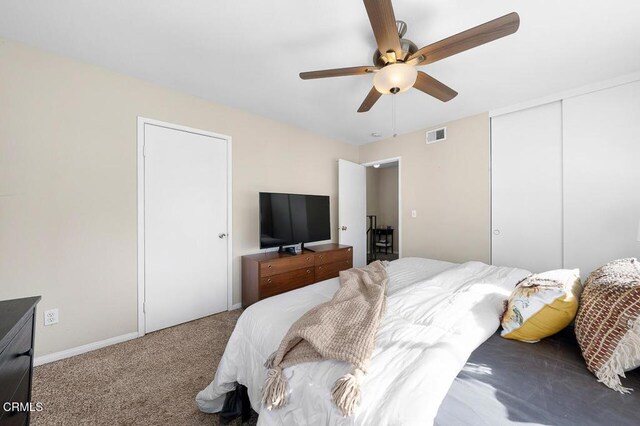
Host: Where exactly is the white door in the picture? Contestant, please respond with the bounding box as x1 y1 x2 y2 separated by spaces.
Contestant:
563 81 640 279
144 123 228 333
491 101 563 273
338 159 366 267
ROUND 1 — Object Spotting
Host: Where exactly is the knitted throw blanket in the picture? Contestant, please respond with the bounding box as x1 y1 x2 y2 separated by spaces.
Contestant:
261 260 388 416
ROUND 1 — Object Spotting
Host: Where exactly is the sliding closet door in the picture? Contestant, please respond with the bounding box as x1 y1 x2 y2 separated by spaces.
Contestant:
563 81 640 279
491 102 563 272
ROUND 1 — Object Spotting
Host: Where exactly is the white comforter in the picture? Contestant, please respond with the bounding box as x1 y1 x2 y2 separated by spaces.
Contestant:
197 258 529 425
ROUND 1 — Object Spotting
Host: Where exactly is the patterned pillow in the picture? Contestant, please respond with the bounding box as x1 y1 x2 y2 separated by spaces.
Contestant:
501 269 582 343
574 258 640 393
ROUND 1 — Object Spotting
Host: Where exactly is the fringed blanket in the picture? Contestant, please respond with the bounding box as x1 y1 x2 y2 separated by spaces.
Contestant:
261 260 388 416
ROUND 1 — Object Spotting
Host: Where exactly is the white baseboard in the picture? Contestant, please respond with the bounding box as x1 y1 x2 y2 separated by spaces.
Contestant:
36 307 243 367
34 332 139 367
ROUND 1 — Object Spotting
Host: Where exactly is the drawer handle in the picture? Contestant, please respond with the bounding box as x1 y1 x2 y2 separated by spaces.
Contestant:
347 248 351 252
319 255 324 259
267 278 272 284
319 266 323 270
306 257 311 261
19 348 33 357
267 264 272 269
306 269 311 274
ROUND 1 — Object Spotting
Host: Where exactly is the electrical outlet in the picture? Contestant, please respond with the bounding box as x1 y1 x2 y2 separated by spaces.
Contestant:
44 308 59 326
411 210 417 218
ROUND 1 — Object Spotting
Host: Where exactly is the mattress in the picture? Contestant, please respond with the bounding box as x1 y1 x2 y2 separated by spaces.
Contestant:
435 328 640 426
197 257 532 425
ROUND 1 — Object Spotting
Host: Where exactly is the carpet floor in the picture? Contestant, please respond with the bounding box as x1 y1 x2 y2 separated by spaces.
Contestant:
31 310 258 425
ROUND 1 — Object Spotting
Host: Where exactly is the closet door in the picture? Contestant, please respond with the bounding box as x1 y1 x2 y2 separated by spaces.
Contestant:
563 81 640 279
491 102 563 272
144 123 229 333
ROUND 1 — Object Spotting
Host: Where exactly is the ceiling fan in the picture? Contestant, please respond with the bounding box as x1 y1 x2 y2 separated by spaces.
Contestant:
300 0 520 113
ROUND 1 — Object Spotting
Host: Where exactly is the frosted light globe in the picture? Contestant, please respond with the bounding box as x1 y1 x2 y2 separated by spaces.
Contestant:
373 63 418 95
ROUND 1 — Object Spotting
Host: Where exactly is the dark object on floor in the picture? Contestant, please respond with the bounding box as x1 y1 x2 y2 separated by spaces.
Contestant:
0 296 40 426
374 253 399 262
220 384 252 424
435 327 640 426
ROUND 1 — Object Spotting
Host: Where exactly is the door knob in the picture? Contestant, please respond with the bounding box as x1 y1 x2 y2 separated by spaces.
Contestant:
218 233 227 239
493 229 500 236
341 226 348 231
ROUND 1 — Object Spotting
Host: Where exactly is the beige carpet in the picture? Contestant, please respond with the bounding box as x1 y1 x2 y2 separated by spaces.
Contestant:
31 310 258 425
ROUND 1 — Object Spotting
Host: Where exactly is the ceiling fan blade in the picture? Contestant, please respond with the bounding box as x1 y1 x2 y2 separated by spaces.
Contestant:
299 66 377 80
408 12 520 65
358 87 382 113
363 0 402 60
413 71 458 102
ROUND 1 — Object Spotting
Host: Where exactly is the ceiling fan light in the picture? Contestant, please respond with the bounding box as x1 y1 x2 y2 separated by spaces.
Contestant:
373 63 418 95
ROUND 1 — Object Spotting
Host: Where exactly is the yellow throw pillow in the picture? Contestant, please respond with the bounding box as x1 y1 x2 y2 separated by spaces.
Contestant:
501 269 582 343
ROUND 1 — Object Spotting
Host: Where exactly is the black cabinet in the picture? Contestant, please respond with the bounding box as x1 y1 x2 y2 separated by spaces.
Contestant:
0 297 41 426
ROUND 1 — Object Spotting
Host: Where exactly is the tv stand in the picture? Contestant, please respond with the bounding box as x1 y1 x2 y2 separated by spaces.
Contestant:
242 244 353 308
300 242 315 252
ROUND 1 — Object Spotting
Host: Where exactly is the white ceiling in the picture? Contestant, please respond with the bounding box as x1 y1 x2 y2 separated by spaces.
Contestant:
1 0 639 145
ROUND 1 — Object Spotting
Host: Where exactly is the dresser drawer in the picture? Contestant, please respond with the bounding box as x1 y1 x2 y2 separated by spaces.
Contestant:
260 254 315 277
260 267 315 298
315 247 352 266
0 318 33 407
315 259 353 282
0 370 29 425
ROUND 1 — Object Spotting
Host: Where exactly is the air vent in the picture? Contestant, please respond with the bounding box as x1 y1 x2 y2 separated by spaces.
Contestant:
426 127 446 144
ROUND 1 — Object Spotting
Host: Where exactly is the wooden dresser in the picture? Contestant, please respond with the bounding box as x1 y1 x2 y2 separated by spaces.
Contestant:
242 244 353 308
0 296 40 426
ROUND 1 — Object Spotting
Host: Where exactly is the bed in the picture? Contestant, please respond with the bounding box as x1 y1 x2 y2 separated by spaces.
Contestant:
196 257 640 425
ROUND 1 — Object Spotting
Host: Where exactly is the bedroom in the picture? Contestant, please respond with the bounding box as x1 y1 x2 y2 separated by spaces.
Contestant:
0 0 639 425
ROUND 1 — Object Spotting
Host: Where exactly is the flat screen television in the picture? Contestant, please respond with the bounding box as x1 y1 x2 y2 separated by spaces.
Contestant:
259 192 330 251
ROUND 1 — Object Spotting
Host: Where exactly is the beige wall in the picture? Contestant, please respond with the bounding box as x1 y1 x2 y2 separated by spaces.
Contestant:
359 113 491 263
0 39 358 356
366 166 399 252
376 166 399 236
366 167 380 218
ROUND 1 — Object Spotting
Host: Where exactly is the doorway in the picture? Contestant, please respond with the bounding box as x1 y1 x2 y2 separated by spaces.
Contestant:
137 118 232 335
363 159 401 263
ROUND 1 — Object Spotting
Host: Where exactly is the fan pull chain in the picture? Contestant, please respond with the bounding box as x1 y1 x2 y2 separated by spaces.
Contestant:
392 94 397 138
